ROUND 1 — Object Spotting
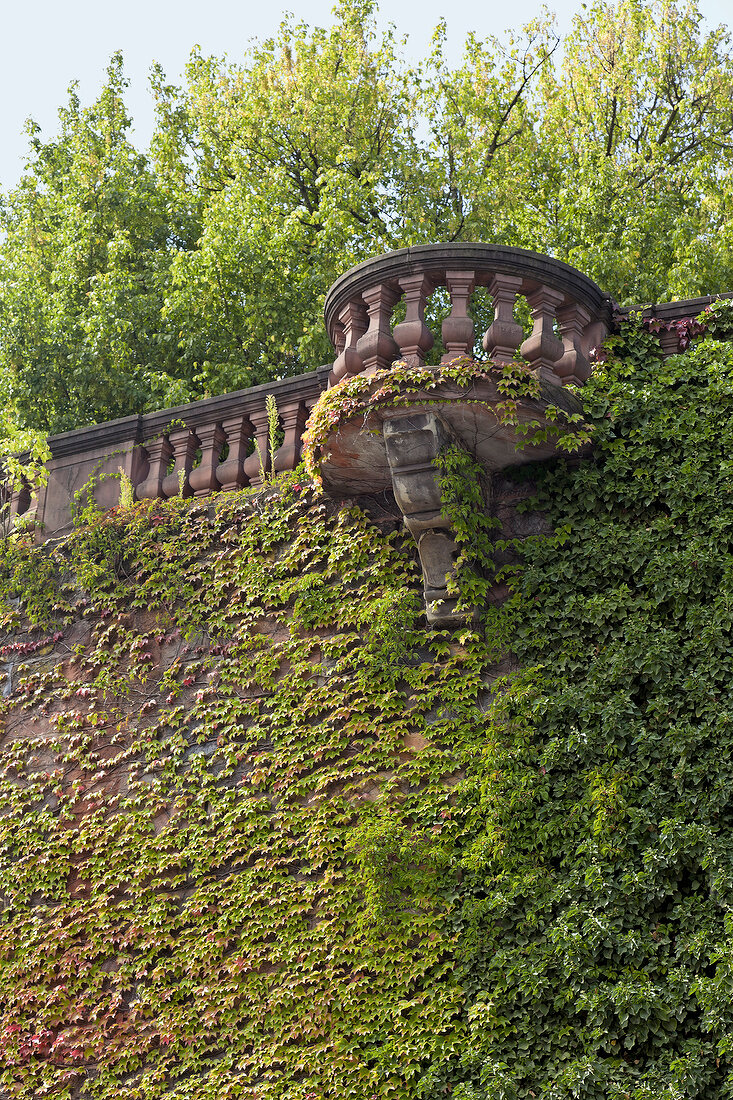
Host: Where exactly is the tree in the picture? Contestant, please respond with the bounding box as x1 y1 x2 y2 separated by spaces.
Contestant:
535 0 733 301
2 0 733 445
153 0 419 388
415 0 733 302
0 55 196 436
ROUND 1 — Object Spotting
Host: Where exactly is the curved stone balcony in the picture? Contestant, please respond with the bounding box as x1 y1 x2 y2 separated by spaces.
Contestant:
320 243 615 624
325 242 614 388
318 243 615 506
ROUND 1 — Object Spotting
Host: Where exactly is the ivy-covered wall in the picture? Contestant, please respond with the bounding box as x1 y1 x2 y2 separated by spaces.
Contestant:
3 321 733 1099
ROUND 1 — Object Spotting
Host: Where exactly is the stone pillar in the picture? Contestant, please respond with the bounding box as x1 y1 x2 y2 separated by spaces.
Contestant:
161 426 199 499
356 284 400 373
217 414 253 492
555 303 592 385
332 319 346 359
274 400 308 473
441 270 476 363
189 422 226 497
242 407 273 488
483 274 525 365
329 300 368 386
136 437 174 501
520 286 565 381
394 273 434 366
658 325 681 358
8 478 32 528
581 318 611 361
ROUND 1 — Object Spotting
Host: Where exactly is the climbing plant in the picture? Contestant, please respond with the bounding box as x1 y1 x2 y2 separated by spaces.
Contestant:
0 477 487 1099
301 357 592 485
3 318 733 1098
442 320 733 1098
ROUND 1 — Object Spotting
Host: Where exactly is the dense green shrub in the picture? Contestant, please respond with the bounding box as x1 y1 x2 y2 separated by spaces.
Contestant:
447 325 733 1098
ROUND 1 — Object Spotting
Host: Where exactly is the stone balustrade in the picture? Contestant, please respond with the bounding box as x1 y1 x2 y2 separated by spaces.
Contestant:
5 237 730 546
325 243 615 388
7 370 327 539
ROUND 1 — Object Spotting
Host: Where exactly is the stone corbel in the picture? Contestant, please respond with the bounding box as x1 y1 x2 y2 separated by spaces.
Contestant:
382 412 484 627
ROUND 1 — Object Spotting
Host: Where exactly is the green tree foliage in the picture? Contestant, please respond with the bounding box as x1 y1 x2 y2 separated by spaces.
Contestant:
0 56 200 434
535 0 733 301
2 0 733 441
417 0 733 303
154 0 417 387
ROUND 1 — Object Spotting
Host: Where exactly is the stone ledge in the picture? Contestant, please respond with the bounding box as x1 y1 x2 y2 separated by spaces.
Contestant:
318 373 583 498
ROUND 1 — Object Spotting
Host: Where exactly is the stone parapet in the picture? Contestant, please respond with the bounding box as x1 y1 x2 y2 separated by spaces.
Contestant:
9 369 329 540
5 241 732 543
325 242 615 388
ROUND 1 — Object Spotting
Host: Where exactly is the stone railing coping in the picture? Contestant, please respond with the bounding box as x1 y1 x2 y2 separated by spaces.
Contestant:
622 292 733 323
46 413 142 461
46 368 329 463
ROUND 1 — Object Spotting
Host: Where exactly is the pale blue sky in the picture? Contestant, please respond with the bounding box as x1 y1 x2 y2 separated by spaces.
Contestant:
1 0 731 190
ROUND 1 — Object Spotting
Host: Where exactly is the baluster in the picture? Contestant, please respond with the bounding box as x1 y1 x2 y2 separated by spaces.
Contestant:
658 325 680 358
356 283 400 373
274 400 308 473
581 319 610 362
329 300 368 386
161 426 199 499
441 270 476 363
520 286 565 381
394 273 434 366
555 303 592 385
127 445 149 504
189 422 226 497
242 406 273 488
136 437 174 501
0 478 10 529
332 320 346 361
483 274 524 364
8 477 32 526
217 414 253 491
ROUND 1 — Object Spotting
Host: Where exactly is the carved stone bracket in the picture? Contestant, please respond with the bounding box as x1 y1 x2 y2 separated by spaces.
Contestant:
382 412 483 628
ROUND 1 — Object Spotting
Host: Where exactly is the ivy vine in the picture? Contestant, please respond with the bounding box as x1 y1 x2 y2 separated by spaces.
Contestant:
2 318 733 1098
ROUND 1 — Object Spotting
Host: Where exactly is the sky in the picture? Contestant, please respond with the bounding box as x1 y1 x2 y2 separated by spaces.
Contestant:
1 0 732 191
